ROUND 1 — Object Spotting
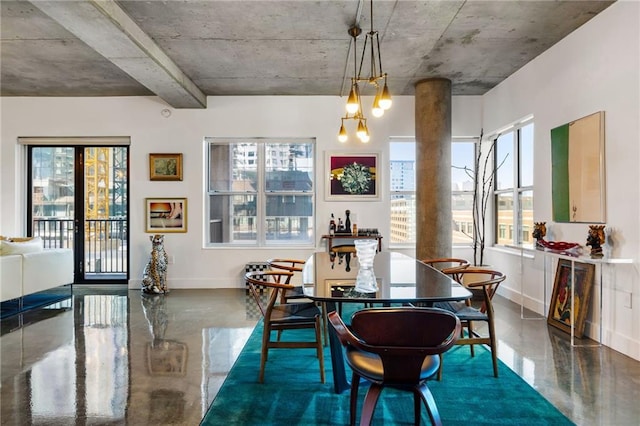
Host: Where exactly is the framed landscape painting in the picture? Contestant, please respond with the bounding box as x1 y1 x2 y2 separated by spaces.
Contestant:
547 259 595 338
149 153 183 181
145 198 187 233
326 152 379 200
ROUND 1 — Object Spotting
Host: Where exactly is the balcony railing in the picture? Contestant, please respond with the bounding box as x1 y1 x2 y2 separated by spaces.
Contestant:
33 218 74 249
33 218 128 279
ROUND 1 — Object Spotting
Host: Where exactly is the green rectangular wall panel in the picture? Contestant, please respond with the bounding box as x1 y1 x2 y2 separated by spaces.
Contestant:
551 124 570 222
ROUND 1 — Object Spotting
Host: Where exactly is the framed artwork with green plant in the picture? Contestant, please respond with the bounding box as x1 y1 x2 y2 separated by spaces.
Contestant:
326 152 379 200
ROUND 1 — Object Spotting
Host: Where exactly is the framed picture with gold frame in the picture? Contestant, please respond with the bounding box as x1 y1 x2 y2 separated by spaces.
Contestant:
547 259 595 338
149 153 183 181
145 198 187 233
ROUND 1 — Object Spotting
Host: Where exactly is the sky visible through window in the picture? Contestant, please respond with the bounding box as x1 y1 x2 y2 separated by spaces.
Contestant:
390 140 475 191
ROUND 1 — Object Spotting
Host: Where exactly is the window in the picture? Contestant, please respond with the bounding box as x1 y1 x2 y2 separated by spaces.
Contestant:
206 138 314 246
388 138 477 246
451 139 476 245
494 120 534 247
389 140 416 245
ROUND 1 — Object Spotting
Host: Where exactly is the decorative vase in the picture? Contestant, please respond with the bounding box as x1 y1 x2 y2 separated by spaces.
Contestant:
354 239 378 293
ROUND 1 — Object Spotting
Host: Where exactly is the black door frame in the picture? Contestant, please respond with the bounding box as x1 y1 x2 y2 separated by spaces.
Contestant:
27 145 129 284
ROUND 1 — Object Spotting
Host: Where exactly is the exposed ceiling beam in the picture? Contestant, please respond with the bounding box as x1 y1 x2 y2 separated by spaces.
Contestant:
30 0 206 108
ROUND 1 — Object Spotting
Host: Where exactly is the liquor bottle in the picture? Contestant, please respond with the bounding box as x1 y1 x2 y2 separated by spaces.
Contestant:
337 218 343 233
329 213 336 236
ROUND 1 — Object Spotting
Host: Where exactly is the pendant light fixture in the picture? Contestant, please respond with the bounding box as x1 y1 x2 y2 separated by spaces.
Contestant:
338 0 391 143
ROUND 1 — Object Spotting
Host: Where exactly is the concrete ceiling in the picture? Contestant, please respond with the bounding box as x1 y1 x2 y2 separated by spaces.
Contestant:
1 0 615 108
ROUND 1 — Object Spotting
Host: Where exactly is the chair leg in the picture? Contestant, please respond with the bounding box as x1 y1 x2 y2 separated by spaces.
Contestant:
259 324 271 383
467 321 475 357
350 373 361 426
417 383 442 426
436 353 443 381
321 302 329 346
315 317 326 383
359 384 383 426
488 319 499 378
413 391 421 425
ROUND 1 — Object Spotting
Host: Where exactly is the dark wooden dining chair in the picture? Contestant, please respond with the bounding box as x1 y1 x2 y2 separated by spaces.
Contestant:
328 308 461 426
434 269 506 378
245 270 325 384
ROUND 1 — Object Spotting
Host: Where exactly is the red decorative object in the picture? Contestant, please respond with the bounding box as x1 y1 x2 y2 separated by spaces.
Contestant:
536 239 581 251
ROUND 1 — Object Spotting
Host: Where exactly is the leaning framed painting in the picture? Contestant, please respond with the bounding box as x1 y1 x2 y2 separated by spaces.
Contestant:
547 259 595 338
325 152 379 200
149 153 183 181
145 198 187 233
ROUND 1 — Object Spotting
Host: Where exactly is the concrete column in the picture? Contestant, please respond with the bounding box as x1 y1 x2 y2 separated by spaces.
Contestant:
414 78 452 260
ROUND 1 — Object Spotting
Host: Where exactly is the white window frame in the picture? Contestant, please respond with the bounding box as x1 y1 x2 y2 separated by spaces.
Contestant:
205 137 315 248
388 137 478 248
492 118 534 248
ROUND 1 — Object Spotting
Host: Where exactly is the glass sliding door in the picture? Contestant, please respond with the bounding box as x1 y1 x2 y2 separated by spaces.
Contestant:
28 145 129 283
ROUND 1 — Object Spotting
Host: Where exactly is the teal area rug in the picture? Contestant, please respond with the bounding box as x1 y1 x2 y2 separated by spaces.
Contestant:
201 318 573 425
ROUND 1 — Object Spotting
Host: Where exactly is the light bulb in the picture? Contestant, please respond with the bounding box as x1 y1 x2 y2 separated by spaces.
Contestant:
356 120 367 139
346 86 359 114
379 82 392 110
360 133 370 143
372 93 384 117
338 124 348 143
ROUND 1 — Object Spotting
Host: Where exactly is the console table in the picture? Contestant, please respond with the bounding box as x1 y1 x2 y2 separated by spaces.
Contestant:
321 234 383 252
535 248 633 347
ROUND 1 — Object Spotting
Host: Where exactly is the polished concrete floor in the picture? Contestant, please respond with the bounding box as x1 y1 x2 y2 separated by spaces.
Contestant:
1 286 639 425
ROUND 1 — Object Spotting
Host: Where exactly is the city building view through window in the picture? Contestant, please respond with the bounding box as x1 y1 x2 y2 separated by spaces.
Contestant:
206 139 314 246
390 128 533 249
495 121 535 247
390 139 476 246
29 145 129 280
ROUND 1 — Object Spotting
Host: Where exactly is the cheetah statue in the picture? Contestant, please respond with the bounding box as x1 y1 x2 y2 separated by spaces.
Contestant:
142 234 169 294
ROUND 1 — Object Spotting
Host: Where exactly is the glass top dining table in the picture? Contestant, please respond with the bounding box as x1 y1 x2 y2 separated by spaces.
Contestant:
301 251 472 394
301 251 472 304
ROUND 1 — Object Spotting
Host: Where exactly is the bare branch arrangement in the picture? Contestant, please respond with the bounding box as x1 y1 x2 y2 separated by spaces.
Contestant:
453 130 508 266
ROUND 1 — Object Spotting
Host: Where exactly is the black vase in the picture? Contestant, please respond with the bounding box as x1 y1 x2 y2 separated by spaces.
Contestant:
344 210 351 235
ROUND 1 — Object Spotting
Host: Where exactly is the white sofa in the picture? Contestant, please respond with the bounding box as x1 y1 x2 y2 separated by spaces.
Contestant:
0 237 74 303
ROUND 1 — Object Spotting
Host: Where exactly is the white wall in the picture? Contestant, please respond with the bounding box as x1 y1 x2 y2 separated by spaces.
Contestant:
480 1 640 360
0 95 481 290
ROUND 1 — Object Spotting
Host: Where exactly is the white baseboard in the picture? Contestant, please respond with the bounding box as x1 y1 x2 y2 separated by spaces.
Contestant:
127 277 245 290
